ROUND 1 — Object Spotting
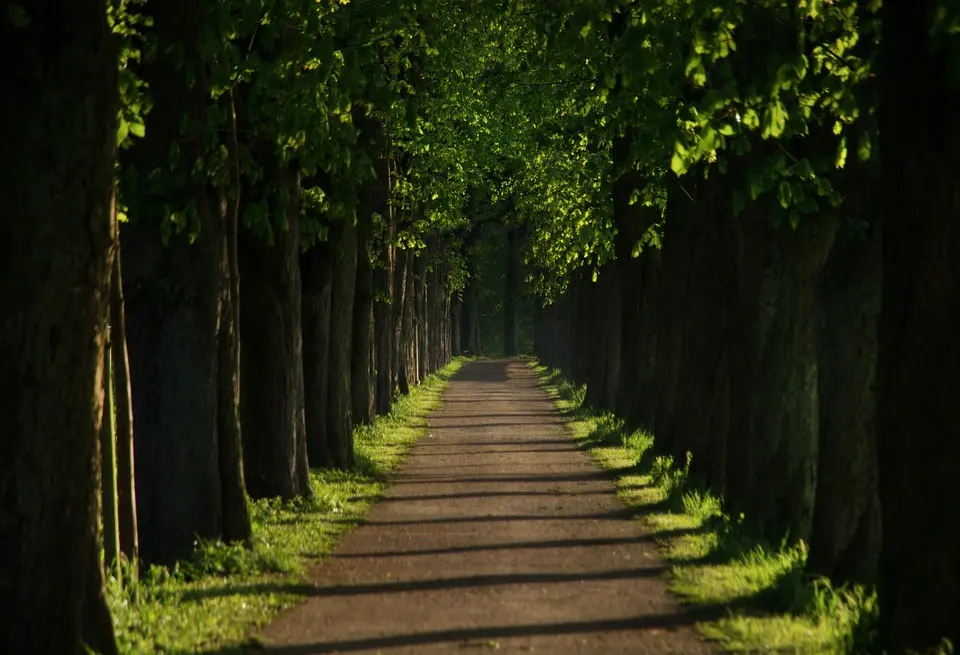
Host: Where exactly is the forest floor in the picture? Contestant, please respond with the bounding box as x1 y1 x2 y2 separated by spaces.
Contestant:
255 359 715 654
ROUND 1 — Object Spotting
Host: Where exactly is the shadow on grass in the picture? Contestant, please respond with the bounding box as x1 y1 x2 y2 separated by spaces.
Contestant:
531 360 880 654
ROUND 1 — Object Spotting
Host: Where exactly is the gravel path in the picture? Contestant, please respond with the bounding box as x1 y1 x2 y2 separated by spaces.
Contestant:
257 359 715 654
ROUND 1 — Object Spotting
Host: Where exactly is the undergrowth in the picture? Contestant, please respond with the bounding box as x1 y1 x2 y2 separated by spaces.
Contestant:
108 359 463 654
531 362 879 655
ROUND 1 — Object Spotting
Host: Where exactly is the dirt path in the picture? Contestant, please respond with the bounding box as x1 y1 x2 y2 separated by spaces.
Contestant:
258 359 714 654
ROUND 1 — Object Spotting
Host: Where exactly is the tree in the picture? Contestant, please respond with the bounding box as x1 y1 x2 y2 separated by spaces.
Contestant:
0 3 120 651
121 0 251 564
877 0 960 649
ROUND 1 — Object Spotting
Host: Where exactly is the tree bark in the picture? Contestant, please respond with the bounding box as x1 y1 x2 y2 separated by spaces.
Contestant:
504 227 522 356
302 241 334 466
651 181 702 458
877 1 960 649
122 0 234 565
416 254 429 381
724 191 836 543
111 245 140 562
327 219 358 467
100 337 121 575
583 264 621 410
451 293 462 358
374 157 395 416
622 246 661 431
655 174 733 491
239 161 310 500
0 4 119 650
352 199 376 426
218 91 253 543
808 215 881 585
461 257 483 355
611 158 661 430
395 248 413 395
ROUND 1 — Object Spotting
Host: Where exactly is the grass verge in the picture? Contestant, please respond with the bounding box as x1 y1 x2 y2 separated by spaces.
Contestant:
108 359 464 654
531 361 877 655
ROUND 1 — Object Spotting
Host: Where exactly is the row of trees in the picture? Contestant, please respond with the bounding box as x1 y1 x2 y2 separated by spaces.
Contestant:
2 0 483 652
3 0 958 653
507 1 956 652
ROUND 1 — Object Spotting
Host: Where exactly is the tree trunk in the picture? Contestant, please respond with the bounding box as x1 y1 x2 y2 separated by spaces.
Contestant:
876 1 960 648
374 158 395 416
655 174 733 491
122 0 233 564
461 258 483 355
111 245 140 562
651 182 702 458
239 161 310 500
571 272 592 386
327 219 358 467
395 248 412 395
416 254 429 380
352 201 376 426
612 161 661 430
504 227 522 356
100 337 121 576
583 264 621 410
0 4 119 649
623 247 662 430
553 290 576 376
451 294 462 357
218 90 252 544
808 216 881 585
724 194 836 543
302 241 334 466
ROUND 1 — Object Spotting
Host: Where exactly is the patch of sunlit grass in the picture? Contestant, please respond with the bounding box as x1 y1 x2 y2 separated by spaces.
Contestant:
530 360 878 655
108 360 463 654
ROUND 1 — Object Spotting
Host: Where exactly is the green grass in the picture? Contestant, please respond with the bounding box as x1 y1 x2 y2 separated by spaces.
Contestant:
531 362 878 655
108 359 464 654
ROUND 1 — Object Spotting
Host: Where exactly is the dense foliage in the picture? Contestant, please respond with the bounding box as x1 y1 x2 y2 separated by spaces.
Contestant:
3 0 960 653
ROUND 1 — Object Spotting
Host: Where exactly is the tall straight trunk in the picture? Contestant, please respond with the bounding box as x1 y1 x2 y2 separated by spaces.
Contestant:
571 271 592 385
430 265 444 370
111 246 140 561
461 258 482 355
302 241 334 466
623 247 662 430
451 294 462 358
724 190 836 543
651 181 702 458
583 264 621 410
100 337 121 575
122 0 239 564
808 214 881 585
416 254 429 381
394 248 412 395
554 291 576 376
0 3 119 650
352 203 376 426
611 155 660 429
218 90 252 544
238 161 310 500
327 219 358 467
877 1 960 649
124 207 226 565
533 302 550 364
504 227 522 357
406 252 420 389
442 276 453 365
657 173 733 491
374 158 395 415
